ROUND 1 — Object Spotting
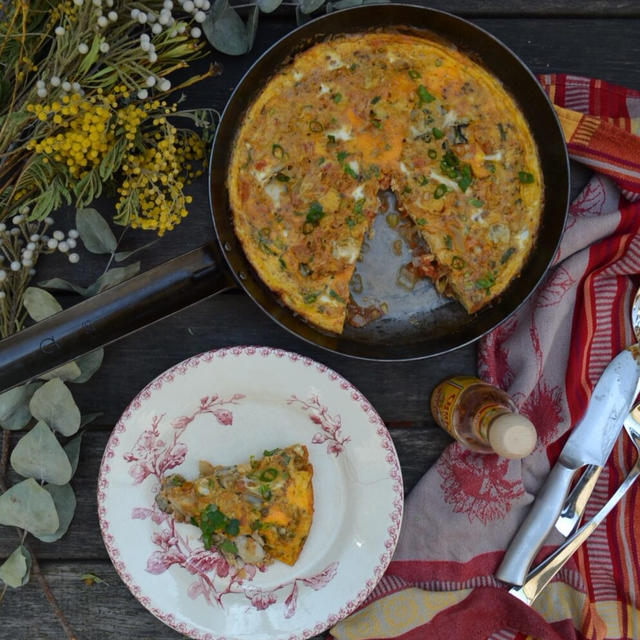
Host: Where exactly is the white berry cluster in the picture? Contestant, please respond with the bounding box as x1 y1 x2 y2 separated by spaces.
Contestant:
0 208 81 299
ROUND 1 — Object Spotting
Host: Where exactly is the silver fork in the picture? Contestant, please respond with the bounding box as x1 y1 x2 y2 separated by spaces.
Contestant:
509 402 640 605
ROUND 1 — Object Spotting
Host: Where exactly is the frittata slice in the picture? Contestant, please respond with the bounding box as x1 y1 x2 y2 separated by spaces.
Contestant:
156 444 314 566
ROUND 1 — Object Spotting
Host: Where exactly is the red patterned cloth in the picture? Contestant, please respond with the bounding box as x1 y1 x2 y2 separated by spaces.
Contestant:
330 75 640 640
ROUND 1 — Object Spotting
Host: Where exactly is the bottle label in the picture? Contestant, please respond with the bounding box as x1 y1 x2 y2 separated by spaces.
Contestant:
430 376 481 438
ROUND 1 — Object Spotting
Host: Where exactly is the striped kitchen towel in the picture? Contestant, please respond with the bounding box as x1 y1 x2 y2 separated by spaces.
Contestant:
330 75 640 640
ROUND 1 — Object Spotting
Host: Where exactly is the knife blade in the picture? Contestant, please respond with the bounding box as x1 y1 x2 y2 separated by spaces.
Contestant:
496 345 640 586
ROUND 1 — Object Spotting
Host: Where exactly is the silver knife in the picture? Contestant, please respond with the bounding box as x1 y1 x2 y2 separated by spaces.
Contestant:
555 464 602 536
510 403 640 605
496 345 640 586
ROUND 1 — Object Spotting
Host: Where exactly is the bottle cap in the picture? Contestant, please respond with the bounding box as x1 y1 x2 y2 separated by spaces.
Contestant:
488 413 537 459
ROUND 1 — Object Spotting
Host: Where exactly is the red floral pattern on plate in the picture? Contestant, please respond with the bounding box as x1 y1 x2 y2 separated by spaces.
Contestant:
97 346 403 640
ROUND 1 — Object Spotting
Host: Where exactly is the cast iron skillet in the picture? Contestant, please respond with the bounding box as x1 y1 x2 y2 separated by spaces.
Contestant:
0 4 569 390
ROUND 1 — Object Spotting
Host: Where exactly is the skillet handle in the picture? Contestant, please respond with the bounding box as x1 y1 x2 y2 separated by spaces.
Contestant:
0 243 233 392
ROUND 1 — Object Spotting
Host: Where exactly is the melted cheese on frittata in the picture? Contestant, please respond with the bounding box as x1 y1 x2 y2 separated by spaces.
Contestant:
228 32 543 333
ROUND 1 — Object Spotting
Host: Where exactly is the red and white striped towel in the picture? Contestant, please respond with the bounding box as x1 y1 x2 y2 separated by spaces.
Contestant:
331 75 640 640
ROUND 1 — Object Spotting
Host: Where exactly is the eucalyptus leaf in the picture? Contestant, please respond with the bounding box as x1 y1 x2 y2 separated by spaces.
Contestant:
23 287 62 322
73 349 104 383
211 0 229 20
37 277 89 296
257 0 283 12
39 361 82 382
0 546 31 588
247 5 260 49
0 478 59 536
203 4 249 55
29 379 81 437
85 262 141 297
36 484 76 542
10 421 73 485
299 0 325 14
76 208 117 254
0 383 40 431
64 433 83 476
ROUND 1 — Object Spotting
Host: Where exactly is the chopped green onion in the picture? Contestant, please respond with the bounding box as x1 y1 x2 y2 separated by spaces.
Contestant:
303 292 319 304
299 262 312 276
346 216 356 229
416 218 426 226
317 156 325 165
259 468 279 482
337 150 349 163
354 198 365 216
432 127 444 140
451 256 466 270
279 256 287 270
276 172 290 182
332 93 342 103
434 184 447 199
327 134 336 144
271 143 285 159
428 148 437 159
371 95 382 104
501 247 516 264
469 198 484 207
518 171 535 184
408 69 421 79
309 120 324 133
444 234 452 249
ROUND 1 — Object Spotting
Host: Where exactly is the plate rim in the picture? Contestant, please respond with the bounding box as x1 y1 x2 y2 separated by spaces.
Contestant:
97 345 404 640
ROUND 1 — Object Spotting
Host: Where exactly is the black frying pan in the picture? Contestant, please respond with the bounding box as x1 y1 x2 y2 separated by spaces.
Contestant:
0 4 569 391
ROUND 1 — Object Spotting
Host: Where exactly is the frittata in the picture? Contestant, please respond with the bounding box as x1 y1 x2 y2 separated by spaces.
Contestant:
228 32 543 333
156 444 314 566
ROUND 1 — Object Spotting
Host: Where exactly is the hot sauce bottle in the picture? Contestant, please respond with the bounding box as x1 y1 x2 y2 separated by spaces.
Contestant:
430 376 537 459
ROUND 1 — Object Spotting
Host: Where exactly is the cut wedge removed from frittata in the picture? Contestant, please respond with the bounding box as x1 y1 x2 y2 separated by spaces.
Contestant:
156 444 314 566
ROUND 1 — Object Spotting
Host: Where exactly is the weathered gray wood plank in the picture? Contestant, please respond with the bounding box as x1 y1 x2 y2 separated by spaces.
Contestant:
0 424 453 560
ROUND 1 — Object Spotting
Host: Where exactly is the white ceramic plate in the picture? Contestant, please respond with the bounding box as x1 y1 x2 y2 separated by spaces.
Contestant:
98 346 403 640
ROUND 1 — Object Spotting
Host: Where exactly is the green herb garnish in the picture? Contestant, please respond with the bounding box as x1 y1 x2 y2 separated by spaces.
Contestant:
271 143 285 159
469 198 484 207
428 149 437 159
444 234 452 249
219 540 238 555
408 69 421 79
344 164 358 179
337 150 349 163
371 95 382 104
476 271 497 293
276 172 290 182
417 84 435 104
332 93 342 103
305 201 324 225
329 289 346 303
457 164 473 192
518 171 535 184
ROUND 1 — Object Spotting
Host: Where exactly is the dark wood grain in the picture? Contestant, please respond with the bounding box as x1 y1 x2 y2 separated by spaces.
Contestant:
2 5 640 639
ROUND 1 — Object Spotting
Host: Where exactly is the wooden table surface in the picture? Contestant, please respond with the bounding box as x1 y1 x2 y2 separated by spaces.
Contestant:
2 2 640 638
